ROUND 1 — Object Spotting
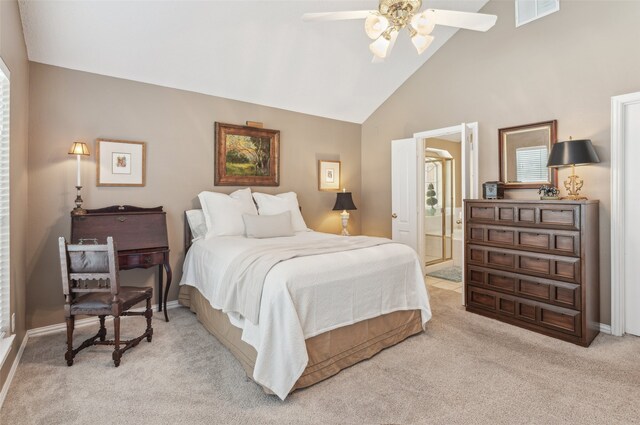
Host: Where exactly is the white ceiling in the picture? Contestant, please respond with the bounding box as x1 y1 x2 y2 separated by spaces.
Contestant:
18 0 489 124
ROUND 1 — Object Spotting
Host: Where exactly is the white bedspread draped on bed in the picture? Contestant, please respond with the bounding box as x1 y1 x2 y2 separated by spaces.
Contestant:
180 231 432 400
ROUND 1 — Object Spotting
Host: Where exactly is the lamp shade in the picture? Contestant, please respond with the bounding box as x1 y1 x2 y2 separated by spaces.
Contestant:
333 192 357 211
547 139 600 167
68 142 90 156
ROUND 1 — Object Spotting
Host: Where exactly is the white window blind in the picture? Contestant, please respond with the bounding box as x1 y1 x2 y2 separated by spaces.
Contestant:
0 59 10 339
516 145 548 182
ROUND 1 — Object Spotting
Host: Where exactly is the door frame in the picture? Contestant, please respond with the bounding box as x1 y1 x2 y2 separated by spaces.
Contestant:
611 91 640 336
414 123 479 303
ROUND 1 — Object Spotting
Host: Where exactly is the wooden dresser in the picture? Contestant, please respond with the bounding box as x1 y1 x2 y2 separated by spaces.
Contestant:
463 199 599 346
71 205 172 321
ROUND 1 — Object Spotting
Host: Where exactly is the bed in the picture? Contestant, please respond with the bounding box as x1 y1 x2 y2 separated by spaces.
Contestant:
178 190 432 400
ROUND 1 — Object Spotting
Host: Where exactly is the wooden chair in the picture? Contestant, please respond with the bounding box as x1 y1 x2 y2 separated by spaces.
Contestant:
58 236 153 367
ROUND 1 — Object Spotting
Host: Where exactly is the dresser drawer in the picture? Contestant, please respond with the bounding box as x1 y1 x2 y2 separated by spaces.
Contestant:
72 212 168 251
118 251 165 269
466 285 582 337
467 225 580 257
467 245 581 284
466 265 581 309
466 202 580 230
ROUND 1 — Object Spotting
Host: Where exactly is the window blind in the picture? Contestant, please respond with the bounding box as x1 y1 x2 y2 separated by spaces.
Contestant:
516 145 548 183
0 61 10 339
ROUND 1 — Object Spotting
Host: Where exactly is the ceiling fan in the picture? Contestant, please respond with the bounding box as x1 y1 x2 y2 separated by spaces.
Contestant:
302 0 497 62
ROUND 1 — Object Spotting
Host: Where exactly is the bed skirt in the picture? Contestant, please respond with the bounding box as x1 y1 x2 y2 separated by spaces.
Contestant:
179 285 423 395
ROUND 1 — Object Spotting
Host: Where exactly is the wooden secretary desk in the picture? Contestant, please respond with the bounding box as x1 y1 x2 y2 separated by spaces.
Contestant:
70 205 172 321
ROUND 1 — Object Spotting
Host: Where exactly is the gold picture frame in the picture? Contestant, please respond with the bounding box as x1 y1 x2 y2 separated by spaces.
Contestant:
96 139 146 187
215 122 280 186
318 160 341 191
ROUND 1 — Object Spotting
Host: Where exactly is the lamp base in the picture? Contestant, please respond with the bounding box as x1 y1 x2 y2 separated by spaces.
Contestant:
71 185 87 216
560 195 588 201
340 211 350 236
563 166 587 199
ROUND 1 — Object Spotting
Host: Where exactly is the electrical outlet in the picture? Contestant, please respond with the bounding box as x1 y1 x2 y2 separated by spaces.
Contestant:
11 313 15 333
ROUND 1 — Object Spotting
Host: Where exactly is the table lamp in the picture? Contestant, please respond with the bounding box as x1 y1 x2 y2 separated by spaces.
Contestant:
333 189 357 236
68 141 90 215
546 138 600 200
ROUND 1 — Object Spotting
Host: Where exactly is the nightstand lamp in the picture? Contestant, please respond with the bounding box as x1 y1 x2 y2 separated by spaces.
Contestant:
333 189 357 236
546 138 600 200
68 141 90 215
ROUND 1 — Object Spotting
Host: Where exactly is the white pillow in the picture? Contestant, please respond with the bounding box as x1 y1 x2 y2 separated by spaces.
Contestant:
198 188 258 237
185 209 208 241
252 192 308 232
243 212 294 239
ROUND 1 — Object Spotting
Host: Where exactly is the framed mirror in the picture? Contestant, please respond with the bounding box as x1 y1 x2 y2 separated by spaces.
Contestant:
498 120 557 189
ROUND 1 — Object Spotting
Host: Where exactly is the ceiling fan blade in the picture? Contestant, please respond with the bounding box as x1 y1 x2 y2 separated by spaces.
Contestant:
302 10 373 22
429 9 497 31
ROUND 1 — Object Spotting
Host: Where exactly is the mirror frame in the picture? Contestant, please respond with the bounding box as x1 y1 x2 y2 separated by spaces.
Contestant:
498 120 558 189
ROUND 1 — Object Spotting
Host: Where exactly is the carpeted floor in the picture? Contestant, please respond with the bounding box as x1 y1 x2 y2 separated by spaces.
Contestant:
3 288 640 425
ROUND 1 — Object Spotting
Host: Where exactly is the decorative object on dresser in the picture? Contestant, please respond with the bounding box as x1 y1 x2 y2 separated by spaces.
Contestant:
498 120 558 189
58 237 153 367
96 139 146 187
318 160 341 191
482 181 504 199
546 138 600 200
70 205 172 321
333 189 357 236
464 199 599 346
68 141 90 215
215 122 280 186
538 185 560 200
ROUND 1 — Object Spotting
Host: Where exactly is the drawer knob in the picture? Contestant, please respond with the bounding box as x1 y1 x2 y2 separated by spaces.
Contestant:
144 256 152 264
117 216 126 222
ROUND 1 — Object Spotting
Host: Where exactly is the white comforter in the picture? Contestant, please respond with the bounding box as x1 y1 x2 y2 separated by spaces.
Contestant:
180 231 432 399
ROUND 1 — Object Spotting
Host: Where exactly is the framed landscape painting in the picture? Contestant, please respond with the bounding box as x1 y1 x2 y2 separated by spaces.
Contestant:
96 139 146 187
215 122 280 186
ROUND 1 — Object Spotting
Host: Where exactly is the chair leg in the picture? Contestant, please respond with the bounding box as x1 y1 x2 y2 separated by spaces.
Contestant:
65 316 75 366
98 315 107 341
145 297 153 343
112 316 121 367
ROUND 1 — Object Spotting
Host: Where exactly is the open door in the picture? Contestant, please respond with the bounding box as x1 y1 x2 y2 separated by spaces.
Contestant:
391 138 419 254
459 123 478 304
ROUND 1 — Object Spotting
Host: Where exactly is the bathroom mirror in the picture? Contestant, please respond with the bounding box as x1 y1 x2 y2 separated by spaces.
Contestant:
498 120 557 189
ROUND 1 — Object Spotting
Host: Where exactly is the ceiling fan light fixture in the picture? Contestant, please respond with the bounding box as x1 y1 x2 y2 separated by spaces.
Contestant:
410 32 434 54
369 29 397 58
410 9 436 35
364 13 390 39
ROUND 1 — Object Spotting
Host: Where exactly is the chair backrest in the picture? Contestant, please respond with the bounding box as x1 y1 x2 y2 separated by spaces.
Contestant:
58 236 121 298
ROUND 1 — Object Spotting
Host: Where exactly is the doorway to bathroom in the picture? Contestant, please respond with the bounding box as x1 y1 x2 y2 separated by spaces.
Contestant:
423 136 463 290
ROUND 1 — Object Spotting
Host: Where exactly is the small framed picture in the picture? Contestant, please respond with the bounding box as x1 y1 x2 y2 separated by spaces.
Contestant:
96 139 146 186
318 160 341 191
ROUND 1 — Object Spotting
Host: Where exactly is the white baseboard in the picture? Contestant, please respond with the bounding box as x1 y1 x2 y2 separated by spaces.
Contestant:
599 323 612 334
27 300 181 338
0 332 29 411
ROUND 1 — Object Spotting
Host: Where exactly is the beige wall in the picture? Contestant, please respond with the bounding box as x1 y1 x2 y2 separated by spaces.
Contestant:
0 0 29 390
26 63 361 329
425 137 462 208
361 0 640 325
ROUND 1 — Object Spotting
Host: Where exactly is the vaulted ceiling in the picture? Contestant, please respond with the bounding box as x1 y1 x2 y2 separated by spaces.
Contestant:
18 0 489 123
